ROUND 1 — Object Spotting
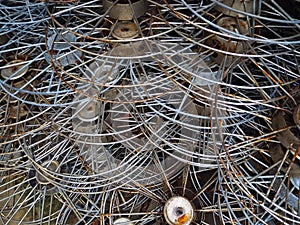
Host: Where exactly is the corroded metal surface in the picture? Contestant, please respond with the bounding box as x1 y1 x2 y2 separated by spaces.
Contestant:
0 0 300 224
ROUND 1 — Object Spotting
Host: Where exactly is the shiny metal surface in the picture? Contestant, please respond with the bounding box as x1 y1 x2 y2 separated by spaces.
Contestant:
1 0 300 224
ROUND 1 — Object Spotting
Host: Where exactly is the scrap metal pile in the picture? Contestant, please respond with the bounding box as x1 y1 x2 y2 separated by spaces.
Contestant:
0 0 300 224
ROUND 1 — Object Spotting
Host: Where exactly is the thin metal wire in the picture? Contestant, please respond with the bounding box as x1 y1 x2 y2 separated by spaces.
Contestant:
1 0 300 224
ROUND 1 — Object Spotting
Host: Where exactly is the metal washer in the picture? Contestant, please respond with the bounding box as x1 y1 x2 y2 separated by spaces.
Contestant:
114 218 134 225
103 0 149 20
1 60 29 80
164 196 194 225
112 21 139 40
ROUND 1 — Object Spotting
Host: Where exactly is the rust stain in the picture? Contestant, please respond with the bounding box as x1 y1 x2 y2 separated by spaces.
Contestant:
176 213 190 225
293 104 300 126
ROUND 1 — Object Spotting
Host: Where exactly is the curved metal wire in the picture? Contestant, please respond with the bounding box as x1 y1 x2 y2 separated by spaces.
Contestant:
1 0 300 224
212 48 300 224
